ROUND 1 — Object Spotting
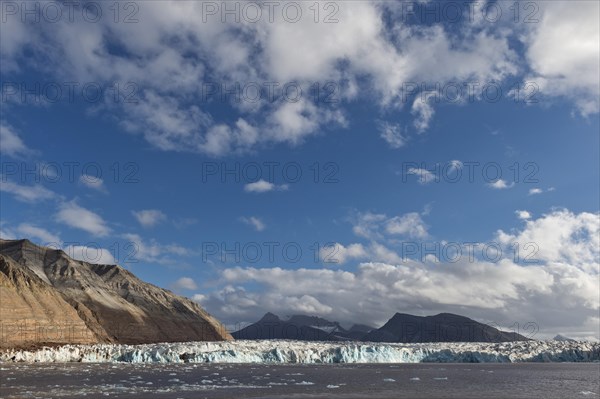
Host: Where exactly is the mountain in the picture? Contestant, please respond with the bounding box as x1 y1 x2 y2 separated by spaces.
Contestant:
363 313 529 343
345 323 376 340
234 312 529 343
0 239 232 349
553 334 576 342
232 313 361 341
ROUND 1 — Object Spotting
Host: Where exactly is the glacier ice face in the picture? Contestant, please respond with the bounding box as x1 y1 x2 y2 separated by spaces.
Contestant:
1 340 599 364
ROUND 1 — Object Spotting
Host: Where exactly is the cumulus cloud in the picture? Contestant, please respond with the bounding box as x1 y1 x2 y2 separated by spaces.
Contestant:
79 175 106 192
201 210 600 340
0 179 56 203
351 211 428 240
515 210 531 220
407 168 436 185
523 1 600 115
0 1 551 156
496 209 599 274
351 212 387 240
240 216 266 232
244 179 288 193
170 277 198 291
488 179 514 189
56 201 111 237
385 212 428 239
10 1 592 155
320 243 368 265
132 209 167 228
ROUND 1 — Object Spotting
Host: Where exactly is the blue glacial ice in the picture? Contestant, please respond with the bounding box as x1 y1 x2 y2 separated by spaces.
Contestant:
1 340 599 363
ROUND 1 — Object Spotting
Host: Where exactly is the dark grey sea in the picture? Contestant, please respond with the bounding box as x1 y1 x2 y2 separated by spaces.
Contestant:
1 363 599 399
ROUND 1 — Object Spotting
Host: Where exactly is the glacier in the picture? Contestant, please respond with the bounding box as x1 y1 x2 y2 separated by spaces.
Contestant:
1 340 598 363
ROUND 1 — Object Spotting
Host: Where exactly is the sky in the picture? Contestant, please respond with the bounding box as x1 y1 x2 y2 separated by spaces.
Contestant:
0 0 599 340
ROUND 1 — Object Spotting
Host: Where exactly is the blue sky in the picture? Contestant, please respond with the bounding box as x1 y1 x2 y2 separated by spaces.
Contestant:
1 1 599 340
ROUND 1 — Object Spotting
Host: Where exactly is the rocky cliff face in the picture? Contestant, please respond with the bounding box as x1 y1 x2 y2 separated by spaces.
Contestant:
0 239 232 349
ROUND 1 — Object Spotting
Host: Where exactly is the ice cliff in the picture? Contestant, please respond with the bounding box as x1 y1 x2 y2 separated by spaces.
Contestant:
2 340 599 363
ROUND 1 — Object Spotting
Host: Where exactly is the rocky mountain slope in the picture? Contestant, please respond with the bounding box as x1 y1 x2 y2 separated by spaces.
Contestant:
0 239 232 349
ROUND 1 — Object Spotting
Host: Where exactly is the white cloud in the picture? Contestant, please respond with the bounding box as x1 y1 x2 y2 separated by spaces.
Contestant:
203 210 600 340
385 212 427 238
515 210 531 220
385 212 429 239
488 179 514 189
64 245 117 265
351 212 387 239
523 1 600 115
121 233 189 265
79 174 106 192
320 243 368 265
407 168 436 185
351 211 429 241
244 179 288 193
132 209 167 228
11 0 597 156
319 240 405 266
0 122 33 158
202 259 553 329
378 122 406 149
240 216 266 232
529 188 544 195
191 293 206 303
411 93 436 133
0 179 55 202
170 277 198 291
496 209 599 275
56 201 111 237
0 1 532 156
449 160 463 172
16 223 61 245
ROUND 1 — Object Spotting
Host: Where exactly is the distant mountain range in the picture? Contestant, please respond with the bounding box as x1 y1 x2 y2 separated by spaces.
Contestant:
232 312 375 341
234 312 530 343
0 239 232 349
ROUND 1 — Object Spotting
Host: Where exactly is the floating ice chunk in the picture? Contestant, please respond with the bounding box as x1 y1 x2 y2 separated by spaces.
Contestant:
327 385 340 388
383 378 396 382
